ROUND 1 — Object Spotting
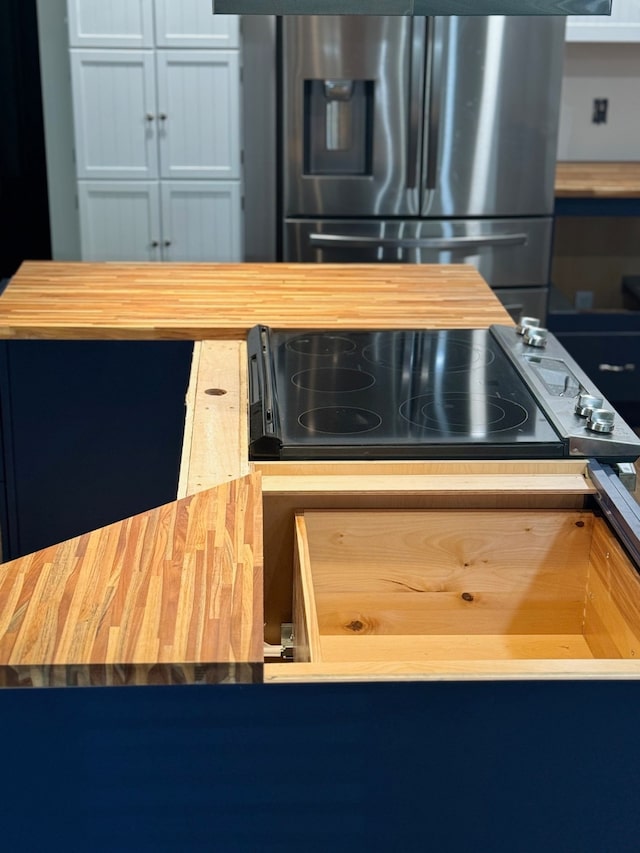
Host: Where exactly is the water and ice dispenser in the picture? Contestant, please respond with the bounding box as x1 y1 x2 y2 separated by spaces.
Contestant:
304 79 373 175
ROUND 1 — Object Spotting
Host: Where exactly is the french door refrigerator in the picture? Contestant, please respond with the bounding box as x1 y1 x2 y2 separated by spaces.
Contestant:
281 15 566 320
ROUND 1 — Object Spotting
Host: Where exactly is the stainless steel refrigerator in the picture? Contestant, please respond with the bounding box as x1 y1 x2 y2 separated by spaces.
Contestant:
281 15 566 319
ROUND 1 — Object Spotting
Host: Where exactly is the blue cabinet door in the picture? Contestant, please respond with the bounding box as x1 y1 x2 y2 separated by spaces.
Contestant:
2 680 640 853
1 340 192 559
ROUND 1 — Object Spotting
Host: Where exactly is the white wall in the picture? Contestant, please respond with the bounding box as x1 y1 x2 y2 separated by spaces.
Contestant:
557 42 640 161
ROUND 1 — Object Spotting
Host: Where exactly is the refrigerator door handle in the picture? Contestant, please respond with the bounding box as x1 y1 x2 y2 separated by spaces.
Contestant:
407 18 426 191
308 233 529 250
425 17 444 191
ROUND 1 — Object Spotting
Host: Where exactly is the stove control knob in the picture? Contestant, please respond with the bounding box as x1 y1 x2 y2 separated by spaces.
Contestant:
516 316 540 336
575 394 604 417
586 408 615 434
523 326 548 348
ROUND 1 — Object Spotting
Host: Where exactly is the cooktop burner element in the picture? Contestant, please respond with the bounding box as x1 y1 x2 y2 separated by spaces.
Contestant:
399 393 529 434
292 367 375 393
248 325 640 462
362 333 495 372
286 333 356 356
299 406 383 434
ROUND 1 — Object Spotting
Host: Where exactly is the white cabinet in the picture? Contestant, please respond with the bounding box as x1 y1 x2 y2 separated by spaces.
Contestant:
67 0 239 49
78 181 241 261
566 1 640 42
161 182 242 261
67 0 155 48
70 51 158 179
71 49 240 181
67 0 243 262
78 182 160 261
156 50 240 179
154 0 239 48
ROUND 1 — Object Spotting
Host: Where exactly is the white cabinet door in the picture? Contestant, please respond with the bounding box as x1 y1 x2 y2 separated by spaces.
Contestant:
154 0 240 48
67 0 154 48
160 182 242 261
566 1 640 41
155 51 241 180
70 51 159 180
78 182 162 261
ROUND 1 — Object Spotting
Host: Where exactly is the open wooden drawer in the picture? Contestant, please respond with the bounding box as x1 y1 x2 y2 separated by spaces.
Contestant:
257 459 640 681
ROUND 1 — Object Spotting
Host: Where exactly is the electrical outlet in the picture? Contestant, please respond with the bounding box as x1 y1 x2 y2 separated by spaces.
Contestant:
592 98 608 125
575 290 594 310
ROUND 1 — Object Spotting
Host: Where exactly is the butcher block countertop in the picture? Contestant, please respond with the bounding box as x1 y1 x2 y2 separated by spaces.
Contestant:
0 261 513 684
0 473 263 687
555 161 640 198
1 261 509 339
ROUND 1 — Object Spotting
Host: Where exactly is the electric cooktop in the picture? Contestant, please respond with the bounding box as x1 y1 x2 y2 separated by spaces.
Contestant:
248 324 640 462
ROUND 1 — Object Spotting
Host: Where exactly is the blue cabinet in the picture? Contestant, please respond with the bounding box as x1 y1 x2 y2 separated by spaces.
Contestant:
547 305 640 426
0 340 192 559
3 680 640 852
550 197 640 429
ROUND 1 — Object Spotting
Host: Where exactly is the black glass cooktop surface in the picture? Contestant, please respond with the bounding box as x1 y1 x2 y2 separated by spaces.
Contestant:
249 327 565 460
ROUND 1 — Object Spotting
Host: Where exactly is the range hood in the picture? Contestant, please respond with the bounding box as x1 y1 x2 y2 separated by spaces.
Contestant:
212 1 610 15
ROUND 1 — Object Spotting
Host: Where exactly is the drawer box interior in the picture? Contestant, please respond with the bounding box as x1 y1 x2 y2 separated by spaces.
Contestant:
292 508 640 665
258 459 597 648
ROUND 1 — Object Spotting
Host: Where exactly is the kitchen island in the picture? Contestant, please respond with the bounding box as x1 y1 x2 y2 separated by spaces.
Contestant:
2 262 640 852
0 261 516 686
2 260 640 681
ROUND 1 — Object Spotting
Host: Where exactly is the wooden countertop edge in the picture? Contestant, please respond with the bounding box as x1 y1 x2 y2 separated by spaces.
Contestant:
0 661 264 688
0 324 256 341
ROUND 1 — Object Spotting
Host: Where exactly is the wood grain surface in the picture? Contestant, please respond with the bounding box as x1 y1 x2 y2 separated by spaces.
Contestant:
0 262 511 339
318 634 595 662
259 461 593 645
264 659 640 682
584 516 640 659
178 341 251 498
297 509 594 661
555 161 640 198
0 474 263 687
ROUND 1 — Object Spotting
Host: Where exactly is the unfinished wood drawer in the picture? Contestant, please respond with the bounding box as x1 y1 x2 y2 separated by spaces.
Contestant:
259 459 597 648
291 506 640 676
